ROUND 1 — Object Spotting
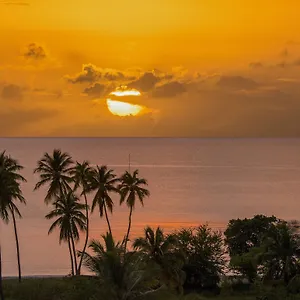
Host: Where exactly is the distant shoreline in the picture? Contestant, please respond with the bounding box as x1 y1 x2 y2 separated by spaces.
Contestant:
3 275 65 279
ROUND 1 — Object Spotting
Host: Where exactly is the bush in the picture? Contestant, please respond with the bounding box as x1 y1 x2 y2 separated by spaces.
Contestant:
3 276 101 300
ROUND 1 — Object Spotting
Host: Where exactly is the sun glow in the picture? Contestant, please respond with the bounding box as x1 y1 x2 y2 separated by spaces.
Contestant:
106 86 146 117
106 99 145 116
110 89 141 97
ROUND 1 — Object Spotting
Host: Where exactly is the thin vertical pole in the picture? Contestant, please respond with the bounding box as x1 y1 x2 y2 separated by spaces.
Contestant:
128 154 131 172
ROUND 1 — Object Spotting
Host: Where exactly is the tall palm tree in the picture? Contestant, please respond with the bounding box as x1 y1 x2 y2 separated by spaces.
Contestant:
45 191 86 276
34 149 74 204
70 161 94 275
118 169 149 252
87 165 119 236
0 151 26 283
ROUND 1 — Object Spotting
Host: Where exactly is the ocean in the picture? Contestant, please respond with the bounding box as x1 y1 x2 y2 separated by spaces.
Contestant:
1 138 300 276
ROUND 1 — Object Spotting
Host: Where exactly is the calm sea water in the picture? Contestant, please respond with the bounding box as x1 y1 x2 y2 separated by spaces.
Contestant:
1 138 300 276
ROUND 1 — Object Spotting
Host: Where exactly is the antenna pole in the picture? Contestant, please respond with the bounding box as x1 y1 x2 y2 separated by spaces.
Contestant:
128 154 131 172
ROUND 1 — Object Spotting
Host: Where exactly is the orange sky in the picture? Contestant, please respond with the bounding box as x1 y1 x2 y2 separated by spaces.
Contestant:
0 0 300 137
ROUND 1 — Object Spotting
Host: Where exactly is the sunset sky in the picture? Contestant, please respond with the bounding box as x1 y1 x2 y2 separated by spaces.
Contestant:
1 0 300 137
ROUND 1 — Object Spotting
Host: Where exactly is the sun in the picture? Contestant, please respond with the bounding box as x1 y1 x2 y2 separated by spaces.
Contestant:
107 99 146 116
106 86 146 117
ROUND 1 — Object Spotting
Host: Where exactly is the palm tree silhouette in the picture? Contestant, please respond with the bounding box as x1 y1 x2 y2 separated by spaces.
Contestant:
45 191 86 276
81 232 155 299
118 169 149 252
0 151 26 283
70 161 93 275
81 232 123 277
34 149 74 204
87 165 119 236
263 221 300 283
133 226 178 263
133 226 184 291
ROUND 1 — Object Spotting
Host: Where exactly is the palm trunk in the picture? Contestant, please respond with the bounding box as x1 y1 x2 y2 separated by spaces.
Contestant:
77 192 89 275
10 209 21 283
67 236 74 276
103 204 112 237
124 206 133 252
70 234 78 275
0 245 4 300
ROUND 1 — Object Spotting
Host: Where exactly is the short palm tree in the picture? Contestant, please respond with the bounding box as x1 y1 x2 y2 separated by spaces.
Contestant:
34 149 74 204
118 169 150 252
70 160 94 275
87 165 119 236
133 226 184 292
133 226 178 263
0 151 26 283
45 191 86 275
81 232 158 300
81 232 123 277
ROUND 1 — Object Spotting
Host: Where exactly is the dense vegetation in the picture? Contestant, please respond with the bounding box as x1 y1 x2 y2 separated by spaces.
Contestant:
1 149 300 299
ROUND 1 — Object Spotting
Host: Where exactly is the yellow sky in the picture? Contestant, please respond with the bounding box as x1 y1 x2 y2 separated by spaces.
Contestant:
0 0 300 137
1 0 299 36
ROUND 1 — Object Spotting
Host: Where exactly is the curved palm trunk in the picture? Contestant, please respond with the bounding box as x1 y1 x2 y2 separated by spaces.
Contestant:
124 206 133 252
67 236 74 276
77 192 89 275
10 209 21 283
70 234 78 275
0 245 4 300
103 203 112 237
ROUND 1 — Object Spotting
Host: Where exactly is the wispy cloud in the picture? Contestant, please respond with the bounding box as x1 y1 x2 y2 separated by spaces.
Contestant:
0 1 30 6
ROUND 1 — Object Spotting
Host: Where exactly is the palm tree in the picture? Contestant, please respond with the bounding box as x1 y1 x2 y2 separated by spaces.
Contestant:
81 232 159 300
81 232 123 278
87 165 119 236
34 149 74 204
133 226 184 292
133 226 178 263
0 151 26 283
262 221 300 283
118 169 150 252
70 161 93 275
45 191 86 275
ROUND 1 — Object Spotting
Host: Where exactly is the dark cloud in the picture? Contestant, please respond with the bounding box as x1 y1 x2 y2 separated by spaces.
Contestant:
152 69 174 81
103 72 124 81
217 76 259 90
66 64 100 84
83 83 106 97
32 88 66 98
23 43 47 60
103 71 135 81
128 72 160 92
0 108 57 136
66 64 136 84
0 1 29 5
1 84 23 100
249 62 263 69
152 81 186 98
